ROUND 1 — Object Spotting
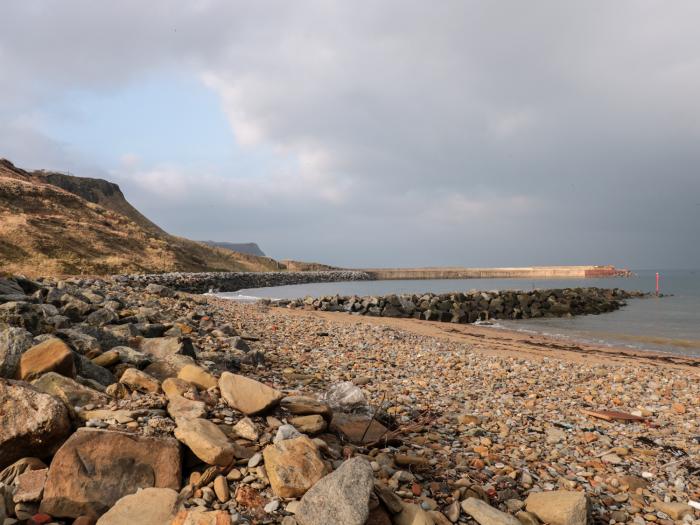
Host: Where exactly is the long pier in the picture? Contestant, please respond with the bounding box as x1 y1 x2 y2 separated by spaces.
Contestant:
355 265 632 280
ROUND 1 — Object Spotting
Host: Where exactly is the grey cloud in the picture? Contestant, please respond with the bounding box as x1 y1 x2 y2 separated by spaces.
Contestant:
1 0 699 268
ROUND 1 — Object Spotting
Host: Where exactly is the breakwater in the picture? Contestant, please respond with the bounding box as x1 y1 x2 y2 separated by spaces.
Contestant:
358 265 632 280
269 287 646 323
114 270 371 294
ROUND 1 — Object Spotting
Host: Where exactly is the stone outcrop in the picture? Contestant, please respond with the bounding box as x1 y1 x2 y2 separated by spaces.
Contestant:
40 429 181 518
0 379 71 469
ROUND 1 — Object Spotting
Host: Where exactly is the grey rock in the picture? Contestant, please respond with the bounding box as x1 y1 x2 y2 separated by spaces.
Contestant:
461 498 521 525
296 457 374 525
0 327 33 378
73 353 115 386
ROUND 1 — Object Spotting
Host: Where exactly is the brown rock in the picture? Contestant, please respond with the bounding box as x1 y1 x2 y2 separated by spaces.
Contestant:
119 367 161 393
162 377 197 399
31 372 109 410
219 372 283 415
167 395 207 420
235 485 265 509
654 501 693 520
174 418 235 466
213 475 230 503
91 350 121 368
40 428 181 519
394 503 436 525
330 413 388 444
281 396 333 419
17 338 75 381
139 337 194 360
170 508 231 525
13 468 48 503
525 491 587 525
289 414 327 434
95 487 180 525
0 457 47 486
0 379 71 469
178 364 217 390
263 435 327 498
144 354 196 381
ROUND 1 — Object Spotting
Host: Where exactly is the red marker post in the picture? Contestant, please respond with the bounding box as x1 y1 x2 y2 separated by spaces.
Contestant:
655 272 660 296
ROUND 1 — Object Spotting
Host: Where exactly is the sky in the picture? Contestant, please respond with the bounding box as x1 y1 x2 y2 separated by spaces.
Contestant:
1 1 699 269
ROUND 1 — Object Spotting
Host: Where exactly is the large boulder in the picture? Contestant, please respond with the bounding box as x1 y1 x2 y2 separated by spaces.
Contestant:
0 379 71 469
0 326 33 378
263 435 327 498
296 457 374 525
525 491 587 525
40 428 181 519
96 487 180 525
218 372 283 415
16 338 76 381
174 418 236 466
31 372 110 410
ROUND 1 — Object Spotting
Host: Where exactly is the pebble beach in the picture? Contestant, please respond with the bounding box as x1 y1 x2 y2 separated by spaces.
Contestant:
1 275 699 525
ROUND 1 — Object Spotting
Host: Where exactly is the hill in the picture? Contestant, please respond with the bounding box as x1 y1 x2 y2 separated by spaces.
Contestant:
201 241 266 257
0 159 281 277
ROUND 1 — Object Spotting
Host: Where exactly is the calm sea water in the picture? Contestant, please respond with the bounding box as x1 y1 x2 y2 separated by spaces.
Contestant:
219 269 700 357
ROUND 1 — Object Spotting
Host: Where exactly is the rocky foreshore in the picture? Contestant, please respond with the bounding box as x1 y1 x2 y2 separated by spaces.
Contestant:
271 288 647 323
116 270 372 294
1 274 698 525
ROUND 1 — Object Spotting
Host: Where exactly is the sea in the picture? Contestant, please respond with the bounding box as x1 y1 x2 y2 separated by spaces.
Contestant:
218 269 700 357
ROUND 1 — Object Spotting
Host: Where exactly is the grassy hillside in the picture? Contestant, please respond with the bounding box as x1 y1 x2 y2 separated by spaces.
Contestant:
0 159 281 277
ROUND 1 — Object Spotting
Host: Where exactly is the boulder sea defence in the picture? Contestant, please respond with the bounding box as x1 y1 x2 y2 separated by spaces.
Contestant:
270 287 646 323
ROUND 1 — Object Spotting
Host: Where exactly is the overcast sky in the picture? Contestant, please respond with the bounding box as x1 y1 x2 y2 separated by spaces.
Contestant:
1 1 699 269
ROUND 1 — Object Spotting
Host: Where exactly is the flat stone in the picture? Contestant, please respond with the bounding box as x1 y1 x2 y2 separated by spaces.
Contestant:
263 436 327 498
31 372 109 410
281 396 333 419
178 364 217 390
290 415 327 434
219 372 283 415
95 487 180 525
330 413 388 444
79 408 166 423
119 367 161 393
13 468 48 503
525 491 587 525
174 418 236 466
40 428 181 519
167 395 207 420
0 379 71 469
0 457 47 486
296 457 374 525
17 338 75 381
111 346 150 368
461 498 521 525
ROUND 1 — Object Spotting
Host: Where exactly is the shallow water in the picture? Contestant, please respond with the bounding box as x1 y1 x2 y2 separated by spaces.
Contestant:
219 269 700 357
